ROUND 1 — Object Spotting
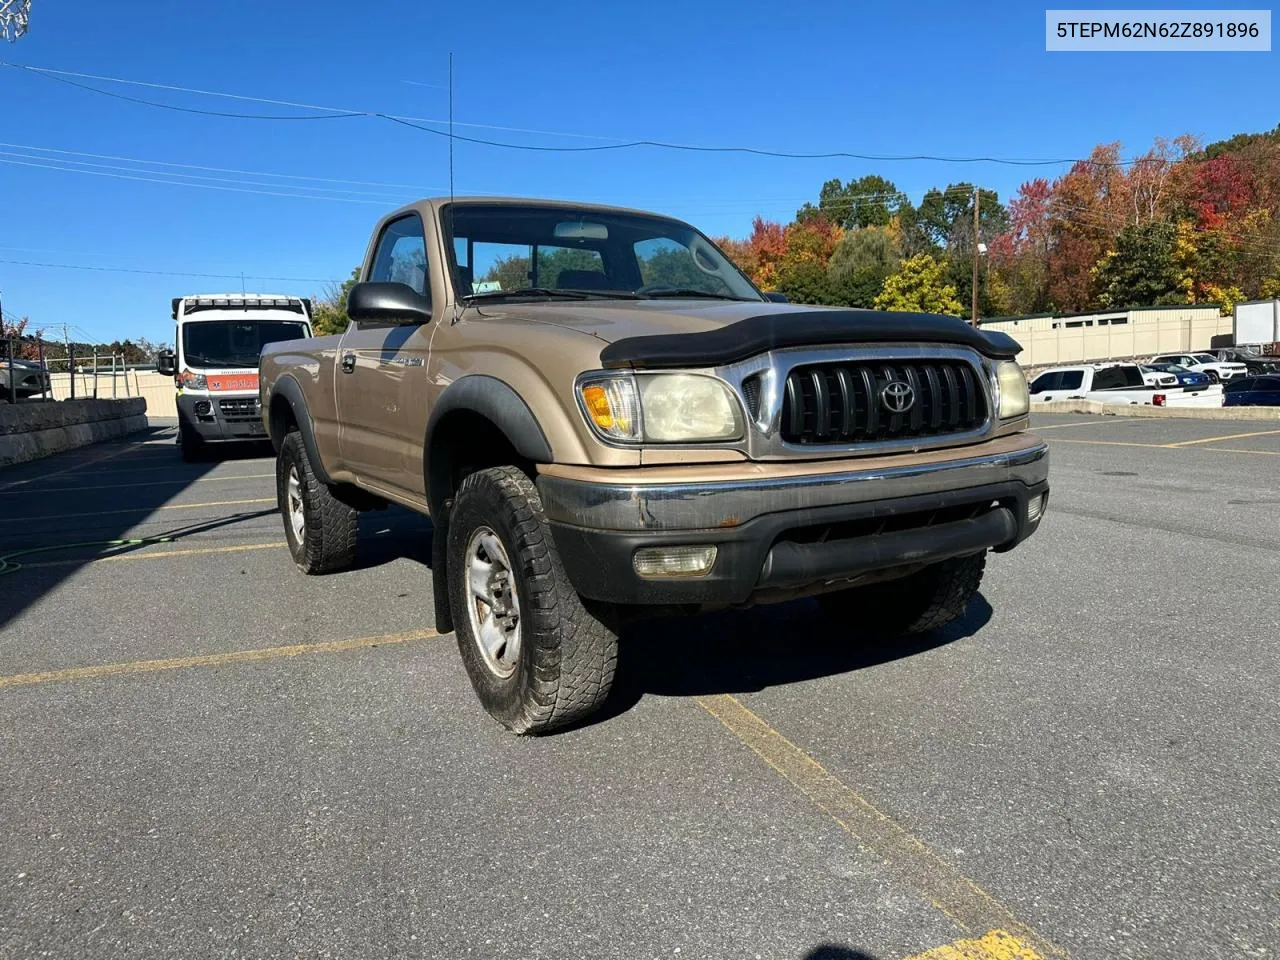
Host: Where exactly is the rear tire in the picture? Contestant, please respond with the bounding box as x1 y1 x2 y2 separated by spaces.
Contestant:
447 466 618 734
276 430 358 574
818 552 987 637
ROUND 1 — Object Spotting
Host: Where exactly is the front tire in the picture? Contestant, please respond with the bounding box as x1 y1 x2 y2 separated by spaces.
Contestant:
178 421 205 462
818 552 986 637
1205 370 1220 384
276 430 358 574
448 466 618 734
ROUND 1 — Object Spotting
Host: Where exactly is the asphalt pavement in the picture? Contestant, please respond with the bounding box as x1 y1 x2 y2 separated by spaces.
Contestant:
1 414 1277 960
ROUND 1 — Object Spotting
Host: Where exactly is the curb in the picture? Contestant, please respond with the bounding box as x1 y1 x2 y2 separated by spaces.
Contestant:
1034 399 1280 421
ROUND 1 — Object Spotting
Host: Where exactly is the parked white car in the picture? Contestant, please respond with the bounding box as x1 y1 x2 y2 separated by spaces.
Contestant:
1139 365 1180 388
1029 363 1222 407
1149 353 1248 383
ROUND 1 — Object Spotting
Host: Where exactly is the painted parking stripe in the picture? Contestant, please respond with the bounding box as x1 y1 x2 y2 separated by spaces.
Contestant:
0 498 275 524
696 694 1066 958
0 473 275 494
0 629 440 690
20 541 284 569
905 929 1046 960
1164 428 1280 447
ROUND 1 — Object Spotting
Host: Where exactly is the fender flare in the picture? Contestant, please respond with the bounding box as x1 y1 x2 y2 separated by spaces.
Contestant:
423 375 555 634
267 375 334 486
423 374 554 511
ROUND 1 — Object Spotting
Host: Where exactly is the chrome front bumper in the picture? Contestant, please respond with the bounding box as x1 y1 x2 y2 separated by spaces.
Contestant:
538 441 1049 533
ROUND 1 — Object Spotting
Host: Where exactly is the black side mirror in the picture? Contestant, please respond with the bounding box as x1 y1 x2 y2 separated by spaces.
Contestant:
348 282 432 326
765 292 789 303
156 350 177 377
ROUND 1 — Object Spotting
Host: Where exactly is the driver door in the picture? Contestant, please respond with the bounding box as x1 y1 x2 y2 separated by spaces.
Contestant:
337 213 434 499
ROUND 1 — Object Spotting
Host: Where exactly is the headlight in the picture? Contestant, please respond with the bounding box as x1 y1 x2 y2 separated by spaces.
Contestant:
577 372 742 443
178 370 208 390
994 361 1029 419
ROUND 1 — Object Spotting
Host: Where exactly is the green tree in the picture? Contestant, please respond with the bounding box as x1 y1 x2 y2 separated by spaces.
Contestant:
312 267 361 336
873 254 963 315
797 175 905 230
825 226 898 307
1094 221 1182 308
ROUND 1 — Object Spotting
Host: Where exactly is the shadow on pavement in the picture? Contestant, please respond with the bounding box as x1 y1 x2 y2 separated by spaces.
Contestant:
585 594 994 727
804 947 881 960
0 428 268 630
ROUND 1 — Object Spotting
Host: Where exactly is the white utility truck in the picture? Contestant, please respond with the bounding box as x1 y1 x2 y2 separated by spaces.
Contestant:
157 294 313 460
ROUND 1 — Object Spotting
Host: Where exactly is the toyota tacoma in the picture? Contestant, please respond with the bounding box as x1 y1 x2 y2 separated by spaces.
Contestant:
260 197 1049 733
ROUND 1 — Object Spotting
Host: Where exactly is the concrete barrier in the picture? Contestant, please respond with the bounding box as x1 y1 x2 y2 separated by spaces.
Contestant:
1035 399 1280 421
0 398 150 468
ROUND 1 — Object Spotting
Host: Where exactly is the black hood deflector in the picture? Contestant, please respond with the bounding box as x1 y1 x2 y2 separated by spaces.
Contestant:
599 310 1021 369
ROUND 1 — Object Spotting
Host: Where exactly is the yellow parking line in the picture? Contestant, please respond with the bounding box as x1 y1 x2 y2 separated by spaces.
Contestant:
1045 438 1165 448
906 929 1046 960
696 694 1065 958
1164 428 1280 447
1032 419 1142 429
0 629 440 690
1049 437 1280 456
0 473 275 494
0 498 276 524
22 541 284 569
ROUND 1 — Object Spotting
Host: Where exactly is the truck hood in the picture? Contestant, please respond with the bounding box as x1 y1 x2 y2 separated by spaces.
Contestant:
471 298 787 343
470 299 1021 367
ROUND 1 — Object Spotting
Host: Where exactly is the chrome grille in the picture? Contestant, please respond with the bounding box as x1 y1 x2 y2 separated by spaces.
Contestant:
780 360 988 444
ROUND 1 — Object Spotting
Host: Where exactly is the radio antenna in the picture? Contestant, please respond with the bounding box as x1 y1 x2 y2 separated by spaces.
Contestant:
448 51 461 323
448 51 455 206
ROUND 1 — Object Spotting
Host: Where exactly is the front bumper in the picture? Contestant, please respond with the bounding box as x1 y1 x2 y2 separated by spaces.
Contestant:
537 437 1049 606
177 392 268 442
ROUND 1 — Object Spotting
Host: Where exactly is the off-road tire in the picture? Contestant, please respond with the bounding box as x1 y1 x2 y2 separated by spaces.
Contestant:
448 465 618 734
818 552 987 637
178 421 205 462
276 430 357 574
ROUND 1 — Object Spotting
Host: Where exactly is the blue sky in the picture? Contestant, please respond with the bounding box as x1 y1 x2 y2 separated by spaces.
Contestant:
1 0 1276 344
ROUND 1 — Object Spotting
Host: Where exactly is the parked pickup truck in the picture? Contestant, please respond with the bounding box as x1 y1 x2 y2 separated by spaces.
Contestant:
1030 363 1222 407
259 197 1049 733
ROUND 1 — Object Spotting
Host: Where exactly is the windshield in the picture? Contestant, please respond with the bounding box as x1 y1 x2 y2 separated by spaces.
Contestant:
442 203 762 302
1193 354 1218 364
182 320 310 369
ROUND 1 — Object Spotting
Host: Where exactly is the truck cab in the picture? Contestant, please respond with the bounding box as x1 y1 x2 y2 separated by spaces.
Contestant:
158 294 313 460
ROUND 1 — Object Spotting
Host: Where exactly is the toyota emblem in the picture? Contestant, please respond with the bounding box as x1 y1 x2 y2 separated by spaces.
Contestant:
880 380 915 414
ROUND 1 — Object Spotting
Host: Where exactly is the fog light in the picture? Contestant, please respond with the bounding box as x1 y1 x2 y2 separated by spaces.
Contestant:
193 400 212 416
633 545 718 579
1027 493 1047 524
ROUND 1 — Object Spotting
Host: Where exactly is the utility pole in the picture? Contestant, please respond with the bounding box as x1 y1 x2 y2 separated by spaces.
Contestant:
971 185 980 326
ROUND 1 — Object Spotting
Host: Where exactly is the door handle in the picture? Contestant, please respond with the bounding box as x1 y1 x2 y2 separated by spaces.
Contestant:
341 353 356 374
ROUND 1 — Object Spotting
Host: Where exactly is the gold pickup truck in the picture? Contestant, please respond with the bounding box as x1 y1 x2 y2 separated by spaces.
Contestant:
260 197 1048 734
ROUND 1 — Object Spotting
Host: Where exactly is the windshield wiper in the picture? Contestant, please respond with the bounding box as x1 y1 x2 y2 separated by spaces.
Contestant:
462 287 641 303
639 289 753 301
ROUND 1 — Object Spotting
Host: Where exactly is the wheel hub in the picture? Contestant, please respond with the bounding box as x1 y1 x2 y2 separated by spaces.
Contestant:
286 467 306 543
463 527 522 678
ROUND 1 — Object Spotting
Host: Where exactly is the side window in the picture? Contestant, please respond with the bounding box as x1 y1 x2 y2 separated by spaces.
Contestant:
1091 368 1126 390
369 214 429 296
1224 378 1254 393
1030 372 1060 393
1059 370 1084 390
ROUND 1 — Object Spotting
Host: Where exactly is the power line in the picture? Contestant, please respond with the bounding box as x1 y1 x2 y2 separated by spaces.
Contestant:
0 149 413 200
0 258 339 282
0 156 395 204
3 60 1183 169
0 140 443 190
